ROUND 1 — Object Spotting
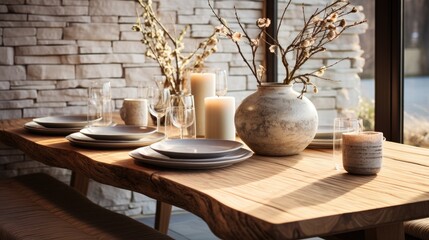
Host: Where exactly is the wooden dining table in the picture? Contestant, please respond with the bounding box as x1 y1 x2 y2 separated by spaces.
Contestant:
1 117 429 239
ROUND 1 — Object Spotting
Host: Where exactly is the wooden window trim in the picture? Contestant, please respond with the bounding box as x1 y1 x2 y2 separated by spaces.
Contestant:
375 0 404 142
265 0 278 83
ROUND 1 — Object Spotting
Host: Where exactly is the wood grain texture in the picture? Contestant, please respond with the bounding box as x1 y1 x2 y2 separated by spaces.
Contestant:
70 172 89 195
2 118 429 239
0 118 162 201
0 173 172 240
155 201 172 234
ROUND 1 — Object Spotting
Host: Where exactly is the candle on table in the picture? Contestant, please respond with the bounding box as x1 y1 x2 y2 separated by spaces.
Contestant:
190 72 216 137
204 96 235 140
342 131 384 175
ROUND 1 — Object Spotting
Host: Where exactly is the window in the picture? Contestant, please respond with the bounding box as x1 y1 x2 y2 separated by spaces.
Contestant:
268 0 429 148
266 1 375 129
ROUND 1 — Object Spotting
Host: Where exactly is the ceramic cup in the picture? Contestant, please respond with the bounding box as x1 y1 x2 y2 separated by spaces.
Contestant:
120 99 148 126
342 131 384 175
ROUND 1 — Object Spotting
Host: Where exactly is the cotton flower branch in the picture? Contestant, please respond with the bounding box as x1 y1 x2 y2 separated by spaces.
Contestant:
209 0 366 98
133 0 219 94
208 0 270 85
271 0 366 90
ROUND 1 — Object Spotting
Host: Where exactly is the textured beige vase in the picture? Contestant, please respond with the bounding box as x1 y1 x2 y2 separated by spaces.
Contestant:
235 83 318 156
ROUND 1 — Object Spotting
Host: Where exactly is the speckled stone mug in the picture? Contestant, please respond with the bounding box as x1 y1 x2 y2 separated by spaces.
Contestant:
120 99 148 126
342 131 384 175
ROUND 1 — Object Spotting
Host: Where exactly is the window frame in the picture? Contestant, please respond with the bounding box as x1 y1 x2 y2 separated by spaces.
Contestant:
374 0 404 143
265 0 278 83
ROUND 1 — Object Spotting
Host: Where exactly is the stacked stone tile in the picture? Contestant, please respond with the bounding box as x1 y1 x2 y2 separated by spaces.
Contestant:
0 0 366 217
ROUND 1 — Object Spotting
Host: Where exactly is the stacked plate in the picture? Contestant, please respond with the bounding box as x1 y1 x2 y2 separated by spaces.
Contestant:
66 126 165 149
130 139 253 169
24 115 90 135
307 126 337 149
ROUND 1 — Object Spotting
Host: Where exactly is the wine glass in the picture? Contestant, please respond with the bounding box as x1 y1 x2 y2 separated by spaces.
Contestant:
153 75 166 90
148 87 170 132
169 95 195 139
216 69 228 97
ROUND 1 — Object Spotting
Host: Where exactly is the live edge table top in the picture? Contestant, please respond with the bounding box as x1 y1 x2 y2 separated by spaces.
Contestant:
1 118 429 239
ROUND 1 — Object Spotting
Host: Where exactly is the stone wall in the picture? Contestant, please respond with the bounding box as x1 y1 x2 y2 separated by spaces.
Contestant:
0 0 366 217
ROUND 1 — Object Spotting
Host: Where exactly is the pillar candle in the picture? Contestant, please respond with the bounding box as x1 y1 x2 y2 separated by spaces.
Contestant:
342 131 384 175
204 96 235 140
190 72 216 137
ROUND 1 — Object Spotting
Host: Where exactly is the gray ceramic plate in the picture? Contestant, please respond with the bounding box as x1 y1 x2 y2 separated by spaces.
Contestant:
33 115 89 128
138 146 251 162
150 139 243 159
80 126 156 140
66 132 165 149
315 126 333 139
307 139 340 149
130 147 252 169
24 121 81 135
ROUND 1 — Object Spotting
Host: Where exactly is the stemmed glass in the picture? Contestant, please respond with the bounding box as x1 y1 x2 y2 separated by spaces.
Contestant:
153 75 166 90
169 95 195 139
148 87 170 132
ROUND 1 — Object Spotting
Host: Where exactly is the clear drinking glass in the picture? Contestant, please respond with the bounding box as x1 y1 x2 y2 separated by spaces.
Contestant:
137 80 150 99
215 69 228 97
148 87 170 132
333 118 363 170
169 95 195 139
87 80 112 128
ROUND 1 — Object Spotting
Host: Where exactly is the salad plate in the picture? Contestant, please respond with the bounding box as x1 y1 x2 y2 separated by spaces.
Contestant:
130 147 252 169
80 126 156 140
315 126 334 139
138 146 251 162
150 139 243 159
24 121 80 135
66 132 165 149
33 115 90 128
307 138 340 149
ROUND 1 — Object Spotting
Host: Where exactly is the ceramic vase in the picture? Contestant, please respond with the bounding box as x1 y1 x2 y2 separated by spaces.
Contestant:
234 83 318 156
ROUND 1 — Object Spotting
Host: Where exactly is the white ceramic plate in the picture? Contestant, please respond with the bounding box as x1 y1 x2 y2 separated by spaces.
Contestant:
33 115 90 128
80 126 156 140
138 146 251 162
150 139 243 159
24 121 81 135
66 132 165 149
130 148 252 169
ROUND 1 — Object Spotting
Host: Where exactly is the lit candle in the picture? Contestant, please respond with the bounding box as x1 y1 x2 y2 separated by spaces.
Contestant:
204 96 235 140
342 131 384 175
190 72 216 137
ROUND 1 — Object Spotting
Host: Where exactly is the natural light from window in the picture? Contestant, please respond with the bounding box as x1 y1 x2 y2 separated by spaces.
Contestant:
403 0 429 148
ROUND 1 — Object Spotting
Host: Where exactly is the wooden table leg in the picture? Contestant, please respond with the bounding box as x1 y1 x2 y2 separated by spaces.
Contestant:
70 171 172 233
70 171 89 195
154 200 172 234
365 222 405 240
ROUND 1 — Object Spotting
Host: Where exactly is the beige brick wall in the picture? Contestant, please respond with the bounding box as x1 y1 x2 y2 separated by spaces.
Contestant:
0 0 366 216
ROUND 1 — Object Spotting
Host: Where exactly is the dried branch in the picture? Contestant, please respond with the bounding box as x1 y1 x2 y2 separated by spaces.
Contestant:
134 0 219 94
209 0 367 97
